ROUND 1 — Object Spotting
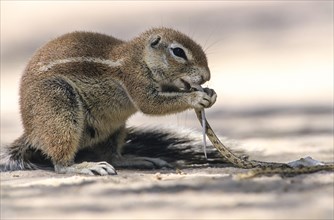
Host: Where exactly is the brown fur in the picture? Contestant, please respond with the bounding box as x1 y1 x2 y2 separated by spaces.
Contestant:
2 27 216 175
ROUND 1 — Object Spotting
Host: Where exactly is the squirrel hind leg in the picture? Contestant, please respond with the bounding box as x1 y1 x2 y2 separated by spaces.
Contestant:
24 77 85 169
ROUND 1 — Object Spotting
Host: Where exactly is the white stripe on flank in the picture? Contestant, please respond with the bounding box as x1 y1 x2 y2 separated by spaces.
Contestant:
38 57 123 72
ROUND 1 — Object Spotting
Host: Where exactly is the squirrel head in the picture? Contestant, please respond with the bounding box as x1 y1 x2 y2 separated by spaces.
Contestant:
140 27 210 91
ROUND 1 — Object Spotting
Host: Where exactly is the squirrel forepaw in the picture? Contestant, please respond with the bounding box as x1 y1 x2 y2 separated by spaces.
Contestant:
187 88 217 109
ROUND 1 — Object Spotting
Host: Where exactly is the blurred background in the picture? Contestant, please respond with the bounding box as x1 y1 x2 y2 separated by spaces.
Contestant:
1 1 333 148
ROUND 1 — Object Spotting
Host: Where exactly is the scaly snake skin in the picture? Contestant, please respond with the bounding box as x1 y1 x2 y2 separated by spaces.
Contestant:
195 110 334 178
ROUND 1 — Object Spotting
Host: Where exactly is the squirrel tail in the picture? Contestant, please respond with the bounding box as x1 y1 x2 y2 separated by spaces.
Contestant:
0 135 52 172
75 127 237 168
1 127 243 171
122 127 232 167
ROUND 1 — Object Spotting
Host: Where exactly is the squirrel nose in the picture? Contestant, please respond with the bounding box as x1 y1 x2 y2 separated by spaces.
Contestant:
199 75 208 85
202 66 211 83
201 70 211 83
199 76 205 85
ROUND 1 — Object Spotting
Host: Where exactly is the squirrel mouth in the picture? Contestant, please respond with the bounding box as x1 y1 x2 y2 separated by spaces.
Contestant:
169 77 203 92
180 79 191 91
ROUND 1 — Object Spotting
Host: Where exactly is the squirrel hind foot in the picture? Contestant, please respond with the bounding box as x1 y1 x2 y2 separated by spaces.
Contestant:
54 161 117 176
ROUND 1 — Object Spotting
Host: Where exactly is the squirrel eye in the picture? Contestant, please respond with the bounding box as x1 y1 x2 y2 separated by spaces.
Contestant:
172 47 187 60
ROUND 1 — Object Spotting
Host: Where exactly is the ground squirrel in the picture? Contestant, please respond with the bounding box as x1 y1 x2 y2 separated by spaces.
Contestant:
1 27 217 175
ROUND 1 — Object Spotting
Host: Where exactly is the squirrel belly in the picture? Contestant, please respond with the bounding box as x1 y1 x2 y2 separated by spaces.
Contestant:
1 28 217 175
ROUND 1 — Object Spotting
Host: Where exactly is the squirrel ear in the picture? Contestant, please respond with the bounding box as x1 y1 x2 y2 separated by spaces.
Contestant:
150 35 161 48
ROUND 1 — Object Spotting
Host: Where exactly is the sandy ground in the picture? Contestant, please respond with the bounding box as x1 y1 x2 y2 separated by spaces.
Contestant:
1 105 334 220
1 133 333 220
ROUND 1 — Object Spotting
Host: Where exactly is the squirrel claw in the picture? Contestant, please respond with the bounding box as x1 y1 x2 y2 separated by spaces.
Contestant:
55 161 117 176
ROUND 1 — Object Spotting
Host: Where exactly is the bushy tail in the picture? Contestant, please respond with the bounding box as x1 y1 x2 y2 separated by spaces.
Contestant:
123 127 235 167
76 127 244 168
0 135 52 172
1 127 244 172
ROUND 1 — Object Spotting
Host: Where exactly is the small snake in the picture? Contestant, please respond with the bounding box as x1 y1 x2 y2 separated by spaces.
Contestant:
194 109 334 178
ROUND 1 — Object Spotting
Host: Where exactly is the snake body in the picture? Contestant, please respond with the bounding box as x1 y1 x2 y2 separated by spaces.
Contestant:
195 110 334 178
